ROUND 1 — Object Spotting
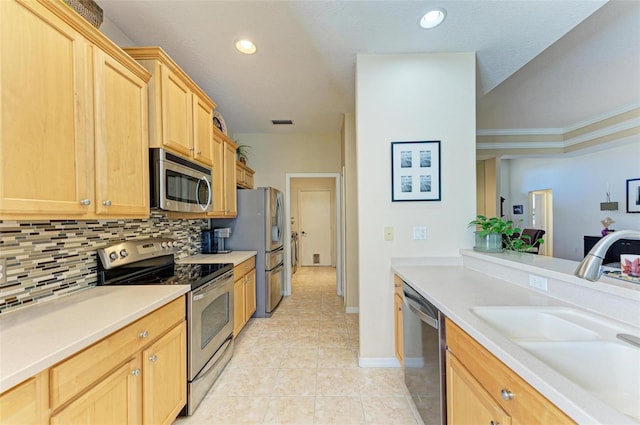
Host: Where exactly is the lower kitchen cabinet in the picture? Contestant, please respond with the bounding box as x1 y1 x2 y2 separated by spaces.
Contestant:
445 319 575 425
393 275 404 365
142 322 187 425
50 357 141 425
0 372 48 425
1 297 186 425
233 257 257 337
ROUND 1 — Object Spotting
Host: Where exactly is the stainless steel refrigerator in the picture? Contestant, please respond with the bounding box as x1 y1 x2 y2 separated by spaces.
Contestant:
217 187 285 317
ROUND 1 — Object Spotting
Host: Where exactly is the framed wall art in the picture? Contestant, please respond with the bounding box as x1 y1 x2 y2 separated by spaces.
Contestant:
391 141 441 202
626 178 640 213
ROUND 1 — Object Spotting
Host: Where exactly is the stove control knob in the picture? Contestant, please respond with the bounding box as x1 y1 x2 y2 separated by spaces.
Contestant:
171 241 178 247
161 242 168 248
119 249 128 258
109 251 118 261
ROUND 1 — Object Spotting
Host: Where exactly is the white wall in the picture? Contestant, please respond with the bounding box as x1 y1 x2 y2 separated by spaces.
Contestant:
342 113 359 311
505 140 640 261
99 17 135 46
233 133 341 192
356 53 476 363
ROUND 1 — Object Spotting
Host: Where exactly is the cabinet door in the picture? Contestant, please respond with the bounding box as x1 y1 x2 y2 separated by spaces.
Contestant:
245 268 257 321
93 49 150 217
0 0 90 216
160 65 192 157
0 373 46 425
447 351 512 425
193 97 214 167
223 141 238 217
51 357 141 425
142 322 186 425
210 133 226 216
233 278 245 337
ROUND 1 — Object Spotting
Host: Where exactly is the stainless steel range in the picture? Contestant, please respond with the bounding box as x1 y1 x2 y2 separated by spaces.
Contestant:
97 238 234 416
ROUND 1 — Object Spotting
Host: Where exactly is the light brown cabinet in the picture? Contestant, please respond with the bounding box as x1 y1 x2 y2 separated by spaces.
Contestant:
393 275 404 365
236 162 255 189
0 0 150 220
233 257 257 337
210 128 238 218
1 297 186 425
124 47 216 168
446 319 575 425
0 372 48 425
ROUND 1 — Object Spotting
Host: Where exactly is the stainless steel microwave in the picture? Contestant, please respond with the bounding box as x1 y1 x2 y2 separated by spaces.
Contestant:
150 148 213 213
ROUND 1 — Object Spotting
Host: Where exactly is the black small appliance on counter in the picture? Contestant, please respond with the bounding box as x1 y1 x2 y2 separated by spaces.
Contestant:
201 228 232 254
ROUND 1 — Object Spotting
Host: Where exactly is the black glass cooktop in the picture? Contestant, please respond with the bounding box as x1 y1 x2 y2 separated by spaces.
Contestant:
98 256 233 290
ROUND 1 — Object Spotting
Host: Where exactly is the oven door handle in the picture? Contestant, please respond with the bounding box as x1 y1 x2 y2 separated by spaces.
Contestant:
192 273 232 300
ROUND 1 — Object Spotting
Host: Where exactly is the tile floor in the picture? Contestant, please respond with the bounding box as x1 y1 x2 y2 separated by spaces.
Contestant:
174 266 424 425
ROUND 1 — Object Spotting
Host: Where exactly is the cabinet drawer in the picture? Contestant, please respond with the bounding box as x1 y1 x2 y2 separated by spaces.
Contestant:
50 297 185 410
234 257 255 280
445 320 575 424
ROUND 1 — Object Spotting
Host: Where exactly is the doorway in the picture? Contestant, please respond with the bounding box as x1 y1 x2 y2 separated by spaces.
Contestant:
285 173 343 298
528 189 553 256
299 190 333 266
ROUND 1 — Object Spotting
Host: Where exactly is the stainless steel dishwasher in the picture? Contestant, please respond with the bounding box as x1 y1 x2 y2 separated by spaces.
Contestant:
402 281 446 425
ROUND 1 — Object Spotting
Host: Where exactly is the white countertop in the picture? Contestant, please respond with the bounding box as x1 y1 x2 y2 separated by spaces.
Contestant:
0 285 189 393
392 251 640 424
178 251 257 266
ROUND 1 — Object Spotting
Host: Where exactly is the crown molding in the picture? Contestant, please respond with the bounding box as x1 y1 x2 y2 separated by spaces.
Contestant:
477 104 640 152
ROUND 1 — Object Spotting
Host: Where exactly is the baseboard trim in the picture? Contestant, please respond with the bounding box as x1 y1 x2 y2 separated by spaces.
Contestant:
358 357 401 368
345 306 359 314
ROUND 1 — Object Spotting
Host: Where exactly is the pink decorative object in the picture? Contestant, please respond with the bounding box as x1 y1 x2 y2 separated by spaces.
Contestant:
621 255 640 278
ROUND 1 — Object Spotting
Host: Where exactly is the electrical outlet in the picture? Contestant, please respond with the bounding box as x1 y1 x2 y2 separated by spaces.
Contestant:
0 258 6 285
529 274 548 291
413 227 427 240
384 226 394 241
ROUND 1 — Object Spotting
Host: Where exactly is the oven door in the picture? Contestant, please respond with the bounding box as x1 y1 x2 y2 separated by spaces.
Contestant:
187 270 234 379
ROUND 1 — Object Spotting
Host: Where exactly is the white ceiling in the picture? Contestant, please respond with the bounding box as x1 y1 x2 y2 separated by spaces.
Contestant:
98 0 638 135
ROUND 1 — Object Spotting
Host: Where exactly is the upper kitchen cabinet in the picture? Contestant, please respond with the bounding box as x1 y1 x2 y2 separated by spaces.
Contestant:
0 0 151 220
124 47 216 168
210 128 238 218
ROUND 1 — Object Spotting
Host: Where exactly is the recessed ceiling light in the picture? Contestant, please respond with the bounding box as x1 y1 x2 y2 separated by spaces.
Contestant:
420 8 446 29
235 39 257 55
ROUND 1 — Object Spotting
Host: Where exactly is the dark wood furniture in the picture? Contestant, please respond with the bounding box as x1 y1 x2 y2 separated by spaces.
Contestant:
583 236 640 265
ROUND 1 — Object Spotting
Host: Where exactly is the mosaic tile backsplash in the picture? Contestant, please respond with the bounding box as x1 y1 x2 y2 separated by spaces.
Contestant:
0 211 208 313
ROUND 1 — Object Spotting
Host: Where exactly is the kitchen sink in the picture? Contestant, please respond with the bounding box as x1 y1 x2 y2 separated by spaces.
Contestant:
518 341 640 421
471 306 600 341
471 306 640 422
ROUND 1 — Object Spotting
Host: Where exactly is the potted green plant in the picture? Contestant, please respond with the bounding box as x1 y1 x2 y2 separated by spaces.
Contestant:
468 215 543 253
236 144 251 164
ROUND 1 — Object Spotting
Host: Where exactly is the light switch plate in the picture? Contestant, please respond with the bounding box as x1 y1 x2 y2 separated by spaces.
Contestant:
384 226 394 241
413 227 427 240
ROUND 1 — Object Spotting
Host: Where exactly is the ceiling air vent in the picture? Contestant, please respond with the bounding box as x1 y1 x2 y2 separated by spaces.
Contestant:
271 119 293 125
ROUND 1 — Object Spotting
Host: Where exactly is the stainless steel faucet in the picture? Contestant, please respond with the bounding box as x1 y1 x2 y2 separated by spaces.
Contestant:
574 229 640 281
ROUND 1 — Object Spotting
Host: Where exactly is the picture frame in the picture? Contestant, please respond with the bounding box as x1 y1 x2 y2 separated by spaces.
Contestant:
391 141 441 202
626 178 640 213
513 204 523 215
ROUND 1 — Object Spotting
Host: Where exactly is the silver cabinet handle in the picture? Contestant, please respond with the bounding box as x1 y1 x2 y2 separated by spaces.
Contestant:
501 389 514 400
197 150 202 155
148 355 157 362
131 368 141 376
80 199 91 205
103 200 112 206
139 330 148 338
490 421 500 425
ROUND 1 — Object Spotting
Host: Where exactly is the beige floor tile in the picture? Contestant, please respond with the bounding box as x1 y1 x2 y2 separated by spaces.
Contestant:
316 368 362 396
280 346 319 368
314 396 365 425
210 367 278 396
272 368 317 396
361 396 419 425
317 346 359 368
262 396 315 425
175 396 270 425
359 368 407 396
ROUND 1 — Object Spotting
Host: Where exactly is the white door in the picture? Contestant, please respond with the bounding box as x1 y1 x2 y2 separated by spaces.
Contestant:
299 190 332 266
529 189 553 256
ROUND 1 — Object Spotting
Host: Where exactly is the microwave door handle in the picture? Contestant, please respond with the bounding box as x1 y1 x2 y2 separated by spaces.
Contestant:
196 176 212 211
